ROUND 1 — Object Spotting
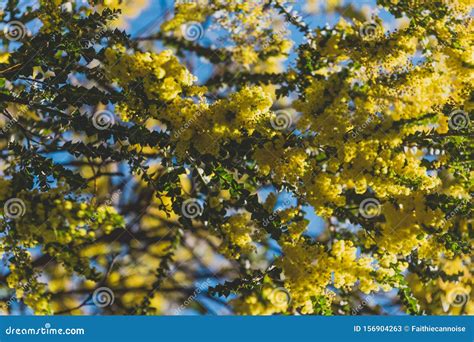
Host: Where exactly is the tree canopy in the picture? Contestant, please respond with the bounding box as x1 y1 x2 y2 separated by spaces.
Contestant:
0 0 472 315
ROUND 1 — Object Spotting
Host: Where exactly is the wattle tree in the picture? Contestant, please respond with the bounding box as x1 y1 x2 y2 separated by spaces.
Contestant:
0 0 471 315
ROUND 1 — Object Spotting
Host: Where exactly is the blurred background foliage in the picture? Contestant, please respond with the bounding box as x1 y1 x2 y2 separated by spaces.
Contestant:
0 0 472 316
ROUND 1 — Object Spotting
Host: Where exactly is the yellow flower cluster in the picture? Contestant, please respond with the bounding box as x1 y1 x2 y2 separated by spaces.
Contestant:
276 239 398 314
409 256 473 315
100 0 150 28
218 213 262 259
160 2 211 34
231 284 290 315
161 1 292 68
253 137 309 184
0 180 124 313
166 85 273 158
103 45 278 160
104 45 197 120
98 0 473 315
4 0 469 316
